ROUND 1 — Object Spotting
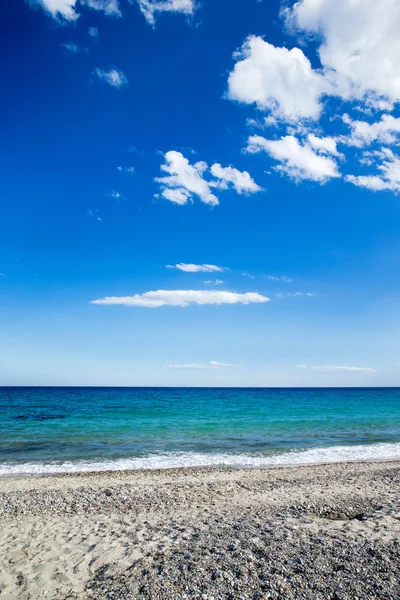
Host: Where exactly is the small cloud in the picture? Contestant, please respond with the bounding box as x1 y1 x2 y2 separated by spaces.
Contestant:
296 365 307 369
88 208 103 221
108 190 126 204
116 166 135 175
166 361 239 369
94 68 128 88
61 42 80 53
167 263 225 273
312 366 377 373
88 26 99 38
276 292 316 298
266 275 293 282
242 272 255 279
204 279 224 285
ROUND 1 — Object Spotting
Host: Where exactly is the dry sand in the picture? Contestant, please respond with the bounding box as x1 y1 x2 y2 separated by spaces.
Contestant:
0 460 399 599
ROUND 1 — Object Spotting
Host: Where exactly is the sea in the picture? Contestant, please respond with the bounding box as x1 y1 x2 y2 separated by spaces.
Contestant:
1 387 400 476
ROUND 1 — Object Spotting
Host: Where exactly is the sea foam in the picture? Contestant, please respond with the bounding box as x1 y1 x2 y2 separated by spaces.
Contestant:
1 442 400 476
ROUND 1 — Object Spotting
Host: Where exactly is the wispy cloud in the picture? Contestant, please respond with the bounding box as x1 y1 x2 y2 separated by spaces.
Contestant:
88 26 99 38
204 279 224 285
276 292 316 298
88 209 103 221
137 0 196 26
312 366 377 373
91 289 270 308
167 263 225 273
296 364 307 369
166 361 239 369
94 68 128 88
266 275 293 282
61 42 80 53
117 166 135 175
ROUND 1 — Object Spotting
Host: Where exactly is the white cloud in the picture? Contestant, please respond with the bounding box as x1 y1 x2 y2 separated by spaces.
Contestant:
167 263 225 273
30 0 120 20
117 166 136 175
61 42 80 53
156 151 261 206
296 365 307 368
342 114 400 148
312 366 377 373
91 289 270 308
276 292 315 298
307 134 342 157
266 275 293 282
108 190 126 201
137 0 195 25
346 148 400 192
94 68 128 88
166 361 238 369
209 164 262 195
204 279 224 285
247 135 340 183
31 0 78 20
288 0 400 107
157 151 218 206
227 36 330 122
84 0 121 17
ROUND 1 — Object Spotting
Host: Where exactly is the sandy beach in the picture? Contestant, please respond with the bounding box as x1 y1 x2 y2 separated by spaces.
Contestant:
0 460 399 599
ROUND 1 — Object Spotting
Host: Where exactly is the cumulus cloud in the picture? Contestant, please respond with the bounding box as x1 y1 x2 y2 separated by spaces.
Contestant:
94 68 128 88
227 36 330 122
342 114 400 148
30 0 120 20
156 151 261 206
307 134 342 157
312 366 377 373
157 151 218 206
346 148 400 192
288 0 400 107
166 263 225 273
247 135 340 183
166 361 238 369
209 164 262 194
137 0 196 25
91 290 270 308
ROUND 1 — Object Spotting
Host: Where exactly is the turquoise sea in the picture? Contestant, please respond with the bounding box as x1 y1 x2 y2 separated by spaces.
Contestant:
1 387 400 475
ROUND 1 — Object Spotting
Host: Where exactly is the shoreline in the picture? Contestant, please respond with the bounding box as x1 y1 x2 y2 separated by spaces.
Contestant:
1 455 400 481
1 459 400 598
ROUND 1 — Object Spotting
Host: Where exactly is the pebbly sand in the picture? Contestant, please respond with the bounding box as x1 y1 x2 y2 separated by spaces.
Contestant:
0 460 399 599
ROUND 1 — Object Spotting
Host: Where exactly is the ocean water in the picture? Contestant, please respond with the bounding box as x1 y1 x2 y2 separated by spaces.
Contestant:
1 387 400 476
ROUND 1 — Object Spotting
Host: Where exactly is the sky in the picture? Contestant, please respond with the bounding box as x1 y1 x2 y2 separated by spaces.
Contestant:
1 0 399 387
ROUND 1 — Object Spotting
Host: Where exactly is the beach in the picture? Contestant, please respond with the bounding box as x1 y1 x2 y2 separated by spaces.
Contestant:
1 460 399 599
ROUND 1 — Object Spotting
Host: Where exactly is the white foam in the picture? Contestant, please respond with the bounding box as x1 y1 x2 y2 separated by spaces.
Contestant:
1 442 400 476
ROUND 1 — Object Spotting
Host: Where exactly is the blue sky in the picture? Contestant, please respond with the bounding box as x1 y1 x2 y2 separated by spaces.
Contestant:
1 0 399 386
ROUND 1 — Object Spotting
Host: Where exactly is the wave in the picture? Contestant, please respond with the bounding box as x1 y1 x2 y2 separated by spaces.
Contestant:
1 442 400 476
